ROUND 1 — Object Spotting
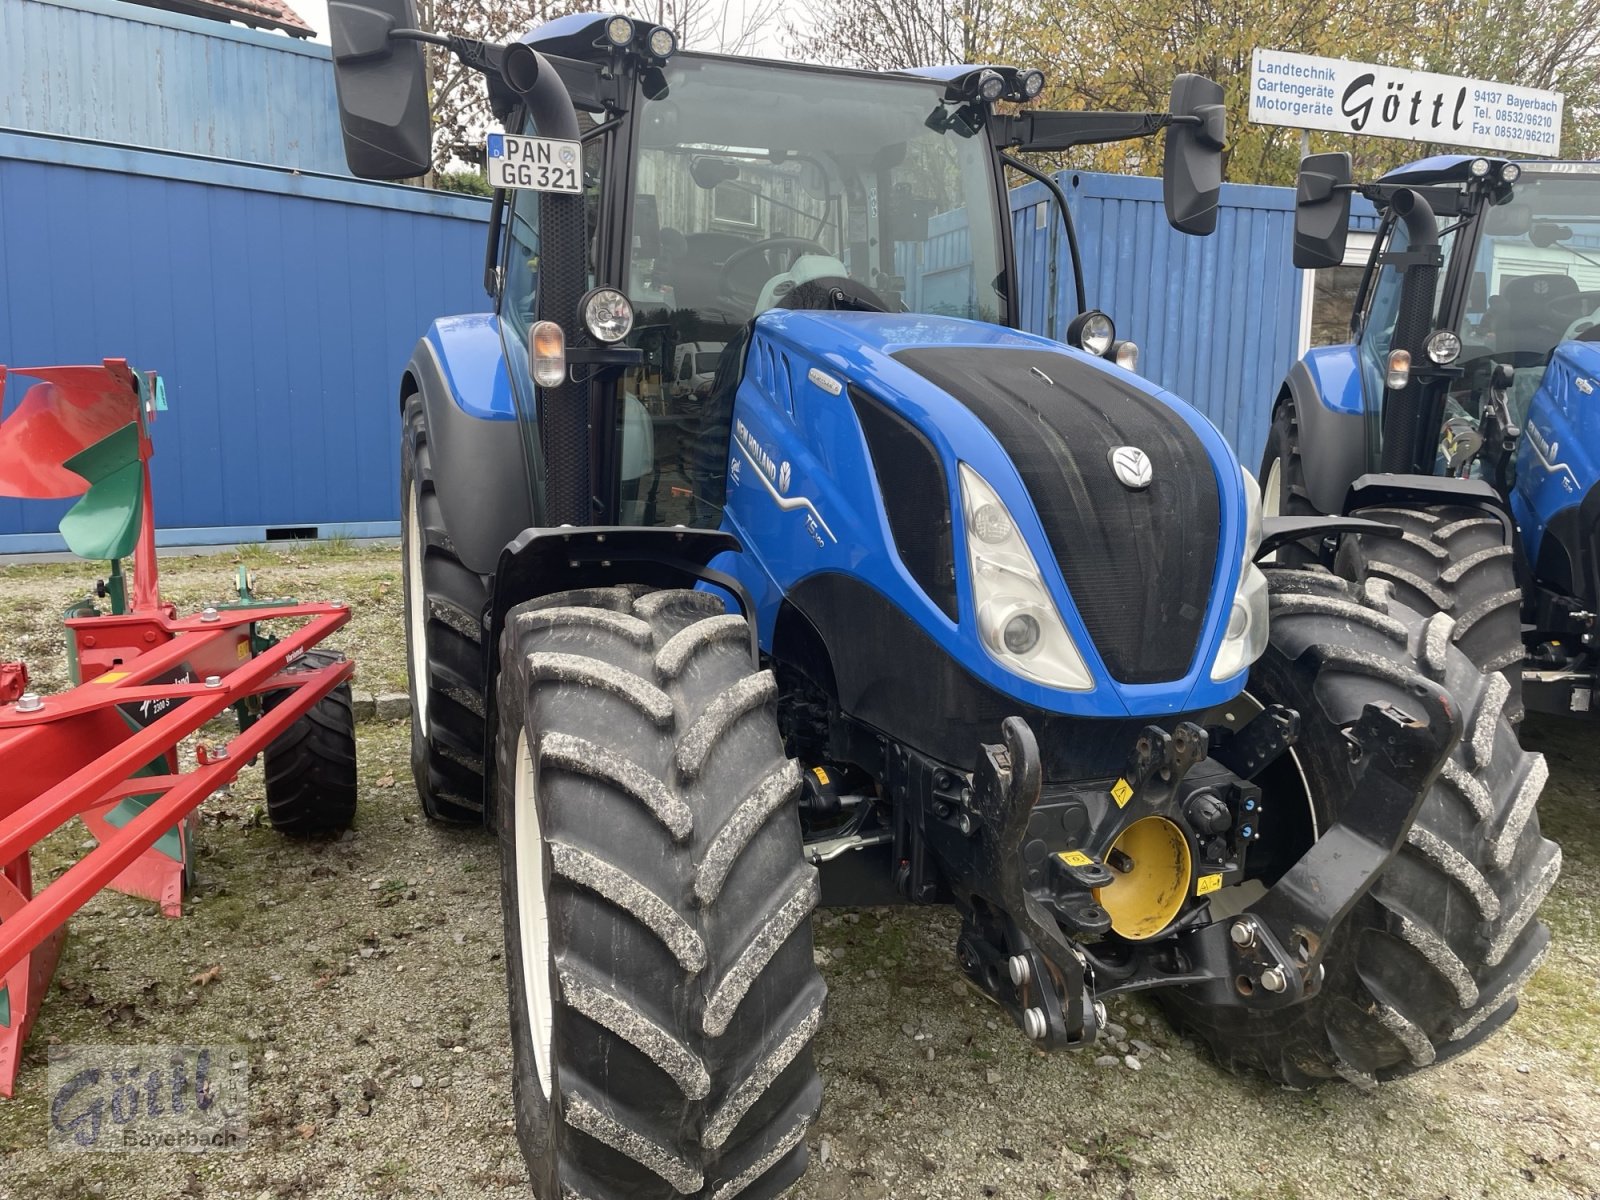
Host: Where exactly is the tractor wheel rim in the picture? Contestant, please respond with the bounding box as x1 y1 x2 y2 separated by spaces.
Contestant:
1263 454 1283 518
514 729 556 1099
1262 455 1283 564
404 485 429 733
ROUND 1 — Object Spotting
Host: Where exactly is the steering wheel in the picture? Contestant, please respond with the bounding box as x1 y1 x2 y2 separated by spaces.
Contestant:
719 237 834 308
1540 289 1600 343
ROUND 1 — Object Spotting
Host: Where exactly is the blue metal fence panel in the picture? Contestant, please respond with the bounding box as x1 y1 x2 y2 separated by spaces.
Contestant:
1011 172 1303 469
1 0 348 174
0 130 491 549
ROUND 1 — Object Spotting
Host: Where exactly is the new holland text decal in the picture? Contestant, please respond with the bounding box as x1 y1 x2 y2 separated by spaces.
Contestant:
731 418 837 544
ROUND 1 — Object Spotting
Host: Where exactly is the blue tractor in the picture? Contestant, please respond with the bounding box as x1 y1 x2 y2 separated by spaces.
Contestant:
327 11 1556 1198
1268 152 1600 724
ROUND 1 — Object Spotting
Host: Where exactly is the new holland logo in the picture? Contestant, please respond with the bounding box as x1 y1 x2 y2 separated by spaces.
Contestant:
1110 445 1153 490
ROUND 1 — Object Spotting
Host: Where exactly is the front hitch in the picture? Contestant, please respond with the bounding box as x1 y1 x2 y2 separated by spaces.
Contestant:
954 717 1098 1050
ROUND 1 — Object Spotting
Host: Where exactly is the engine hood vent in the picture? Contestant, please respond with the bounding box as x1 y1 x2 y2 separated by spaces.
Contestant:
891 346 1221 684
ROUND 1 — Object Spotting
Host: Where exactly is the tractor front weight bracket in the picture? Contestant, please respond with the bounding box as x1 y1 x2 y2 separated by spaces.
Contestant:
1178 692 1460 1010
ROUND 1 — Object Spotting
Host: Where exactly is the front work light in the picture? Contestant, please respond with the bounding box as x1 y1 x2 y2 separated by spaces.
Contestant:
1425 329 1462 365
1469 157 1491 178
647 26 677 58
1114 341 1140 373
1501 162 1522 184
530 321 566 387
1018 68 1046 100
605 16 634 45
1386 348 1412 390
581 288 634 343
975 69 1006 103
1067 310 1115 358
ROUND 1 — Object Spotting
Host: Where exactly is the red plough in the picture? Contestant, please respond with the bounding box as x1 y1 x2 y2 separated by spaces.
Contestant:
0 360 357 1097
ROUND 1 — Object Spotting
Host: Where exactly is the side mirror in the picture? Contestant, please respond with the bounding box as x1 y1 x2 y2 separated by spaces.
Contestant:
1163 74 1225 236
328 0 432 180
1292 152 1353 269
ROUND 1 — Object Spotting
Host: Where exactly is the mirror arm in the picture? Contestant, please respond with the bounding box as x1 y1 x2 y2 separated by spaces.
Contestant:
995 110 1172 152
999 152 1088 315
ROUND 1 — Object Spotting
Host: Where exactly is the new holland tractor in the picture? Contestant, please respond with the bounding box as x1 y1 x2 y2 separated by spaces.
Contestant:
1268 152 1600 724
326 10 1557 1197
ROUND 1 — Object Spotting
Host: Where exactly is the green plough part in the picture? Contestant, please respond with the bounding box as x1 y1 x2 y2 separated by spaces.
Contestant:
59 424 142 563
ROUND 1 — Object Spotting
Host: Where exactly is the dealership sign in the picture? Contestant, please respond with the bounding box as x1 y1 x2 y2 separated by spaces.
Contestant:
1250 49 1563 157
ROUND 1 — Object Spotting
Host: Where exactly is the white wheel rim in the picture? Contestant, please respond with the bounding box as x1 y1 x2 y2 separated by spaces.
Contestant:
404 484 429 733
514 730 556 1099
1262 455 1283 564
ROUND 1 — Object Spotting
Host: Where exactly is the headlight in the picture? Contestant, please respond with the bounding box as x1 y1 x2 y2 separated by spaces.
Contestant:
1067 310 1115 357
959 464 1094 691
1114 340 1140 373
581 287 634 343
1210 466 1270 681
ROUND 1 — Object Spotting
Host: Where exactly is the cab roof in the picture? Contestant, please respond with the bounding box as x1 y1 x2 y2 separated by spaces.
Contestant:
1378 154 1600 185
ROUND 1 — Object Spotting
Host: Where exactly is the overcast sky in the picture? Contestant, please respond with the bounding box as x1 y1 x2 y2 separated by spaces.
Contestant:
288 0 789 56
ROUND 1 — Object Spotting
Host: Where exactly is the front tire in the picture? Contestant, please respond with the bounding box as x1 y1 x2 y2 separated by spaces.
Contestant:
401 389 489 823
496 586 826 1199
1336 503 1525 724
1159 569 1559 1085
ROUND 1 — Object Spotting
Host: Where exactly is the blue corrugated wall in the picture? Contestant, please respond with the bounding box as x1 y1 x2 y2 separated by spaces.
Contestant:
1 0 348 175
0 131 491 549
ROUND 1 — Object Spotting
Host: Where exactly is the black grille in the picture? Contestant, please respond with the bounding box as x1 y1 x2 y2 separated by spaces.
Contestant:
892 347 1220 684
850 386 958 620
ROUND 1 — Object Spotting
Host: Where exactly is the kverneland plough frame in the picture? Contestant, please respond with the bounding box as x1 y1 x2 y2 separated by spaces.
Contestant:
0 360 355 1096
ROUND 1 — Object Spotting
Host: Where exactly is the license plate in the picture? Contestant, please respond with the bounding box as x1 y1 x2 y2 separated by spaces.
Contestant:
485 134 582 193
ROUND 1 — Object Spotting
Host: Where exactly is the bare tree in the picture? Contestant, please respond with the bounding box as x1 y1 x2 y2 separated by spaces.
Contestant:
785 0 1023 70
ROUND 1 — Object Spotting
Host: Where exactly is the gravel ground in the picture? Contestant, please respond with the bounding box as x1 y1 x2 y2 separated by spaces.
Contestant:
0 546 1596 1199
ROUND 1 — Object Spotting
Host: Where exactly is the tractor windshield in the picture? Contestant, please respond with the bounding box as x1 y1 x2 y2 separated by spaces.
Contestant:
1457 170 1600 411
627 56 1007 327
614 54 1009 526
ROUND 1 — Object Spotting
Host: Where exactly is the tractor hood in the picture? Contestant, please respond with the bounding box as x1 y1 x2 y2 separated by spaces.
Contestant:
730 310 1259 719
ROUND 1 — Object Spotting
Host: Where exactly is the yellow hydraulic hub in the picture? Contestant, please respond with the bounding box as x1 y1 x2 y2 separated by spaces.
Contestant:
1095 816 1193 941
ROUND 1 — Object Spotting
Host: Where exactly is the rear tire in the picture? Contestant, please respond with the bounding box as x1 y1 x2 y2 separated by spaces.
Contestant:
1260 400 1320 567
1336 503 1525 724
496 586 826 1200
401 389 489 823
263 648 357 836
1158 569 1558 1085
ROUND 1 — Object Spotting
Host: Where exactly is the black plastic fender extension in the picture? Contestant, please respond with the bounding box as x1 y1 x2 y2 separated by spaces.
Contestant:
1283 360 1368 515
404 337 536 577
1341 471 1516 543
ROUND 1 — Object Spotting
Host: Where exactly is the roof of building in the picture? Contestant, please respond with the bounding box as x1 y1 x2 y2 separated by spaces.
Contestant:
123 0 316 38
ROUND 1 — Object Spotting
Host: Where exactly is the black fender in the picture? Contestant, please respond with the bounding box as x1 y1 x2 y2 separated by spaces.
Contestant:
1282 360 1367 515
1343 472 1516 544
403 336 536 577
478 525 748 816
